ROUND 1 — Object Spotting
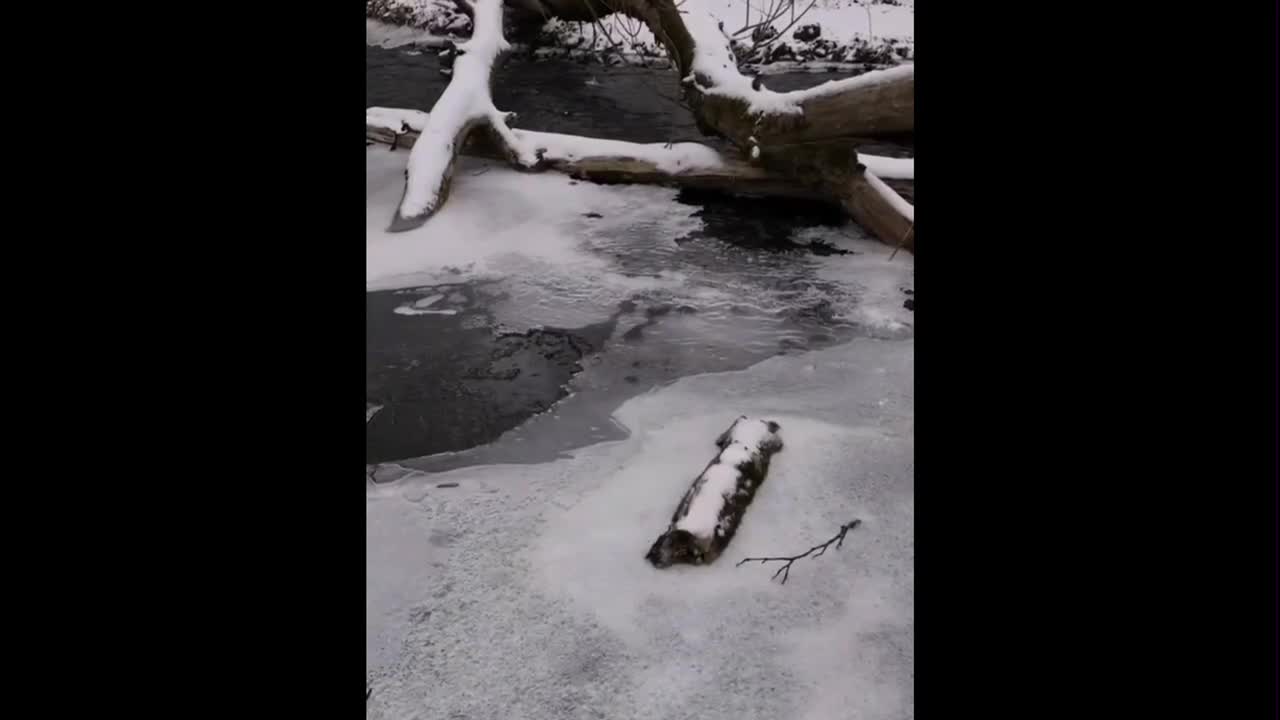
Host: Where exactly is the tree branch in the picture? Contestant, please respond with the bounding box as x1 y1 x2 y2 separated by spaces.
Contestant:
391 0 531 232
736 519 861 584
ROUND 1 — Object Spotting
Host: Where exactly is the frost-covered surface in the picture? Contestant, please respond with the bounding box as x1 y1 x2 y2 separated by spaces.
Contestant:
367 0 915 66
368 146 913 334
367 332 913 719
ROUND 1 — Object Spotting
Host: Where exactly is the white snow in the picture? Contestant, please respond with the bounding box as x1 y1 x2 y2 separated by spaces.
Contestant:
372 106 910 181
861 154 913 180
370 106 731 174
368 147 699 305
516 130 728 174
865 170 914 223
676 462 742 538
722 416 780 451
366 334 914 720
784 63 914 105
393 305 458 316
369 145 913 333
367 106 430 133
717 442 754 466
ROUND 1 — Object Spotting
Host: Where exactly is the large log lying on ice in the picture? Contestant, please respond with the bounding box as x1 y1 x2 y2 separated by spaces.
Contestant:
645 416 784 568
370 108 915 250
371 107 828 200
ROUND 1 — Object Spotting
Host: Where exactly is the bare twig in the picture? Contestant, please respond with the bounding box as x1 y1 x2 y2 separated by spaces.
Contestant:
736 519 861 584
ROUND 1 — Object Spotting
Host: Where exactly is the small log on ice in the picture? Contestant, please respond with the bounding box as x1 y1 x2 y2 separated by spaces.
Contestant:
645 416 784 568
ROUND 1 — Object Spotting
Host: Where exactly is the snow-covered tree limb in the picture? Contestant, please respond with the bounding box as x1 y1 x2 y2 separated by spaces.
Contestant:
390 0 540 232
372 103 914 250
369 107 815 198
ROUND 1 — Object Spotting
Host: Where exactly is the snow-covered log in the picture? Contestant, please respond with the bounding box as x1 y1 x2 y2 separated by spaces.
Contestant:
646 416 784 568
370 108 819 199
371 105 915 250
390 0 540 232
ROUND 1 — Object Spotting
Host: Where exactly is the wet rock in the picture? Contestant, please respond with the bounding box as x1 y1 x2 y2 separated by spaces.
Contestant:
675 305 698 314
794 24 821 42
904 298 915 311
437 482 460 488
622 325 645 341
583 212 603 218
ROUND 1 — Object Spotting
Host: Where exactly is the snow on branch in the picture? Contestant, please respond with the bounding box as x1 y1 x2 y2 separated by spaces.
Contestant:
391 0 538 232
864 170 913 222
680 8 913 121
368 106 912 201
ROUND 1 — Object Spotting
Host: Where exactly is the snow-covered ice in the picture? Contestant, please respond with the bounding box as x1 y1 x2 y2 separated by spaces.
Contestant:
369 146 913 335
367 335 913 720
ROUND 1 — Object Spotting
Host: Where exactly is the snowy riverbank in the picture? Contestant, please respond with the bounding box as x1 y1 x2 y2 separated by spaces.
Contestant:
367 0 915 67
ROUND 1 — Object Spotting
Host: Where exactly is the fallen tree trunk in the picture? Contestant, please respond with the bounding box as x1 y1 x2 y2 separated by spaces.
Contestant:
370 106 914 250
371 109 824 199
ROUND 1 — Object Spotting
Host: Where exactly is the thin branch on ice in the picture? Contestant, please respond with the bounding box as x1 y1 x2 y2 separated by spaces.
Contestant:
736 519 862 584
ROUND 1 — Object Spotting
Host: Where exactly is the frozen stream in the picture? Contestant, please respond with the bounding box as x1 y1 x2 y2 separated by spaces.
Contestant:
367 50 914 719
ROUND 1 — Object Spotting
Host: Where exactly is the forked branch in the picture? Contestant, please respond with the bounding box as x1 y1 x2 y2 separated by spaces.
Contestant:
736 519 862 584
